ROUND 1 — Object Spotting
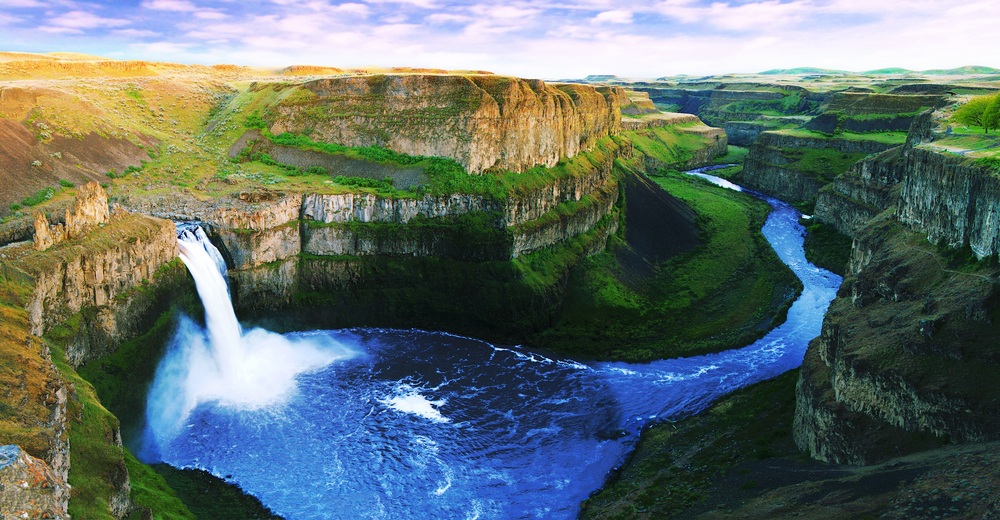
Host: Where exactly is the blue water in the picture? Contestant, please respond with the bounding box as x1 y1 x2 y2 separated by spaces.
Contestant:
147 167 842 519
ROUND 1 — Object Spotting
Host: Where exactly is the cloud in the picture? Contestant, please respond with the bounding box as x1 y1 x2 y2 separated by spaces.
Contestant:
654 0 811 30
425 13 472 24
592 9 632 24
194 10 228 19
0 13 21 24
142 0 197 11
0 0 46 7
365 0 439 8
113 28 161 37
39 10 130 33
333 3 369 15
474 5 540 19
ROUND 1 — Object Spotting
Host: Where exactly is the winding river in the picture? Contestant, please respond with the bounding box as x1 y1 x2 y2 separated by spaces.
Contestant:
142 167 842 519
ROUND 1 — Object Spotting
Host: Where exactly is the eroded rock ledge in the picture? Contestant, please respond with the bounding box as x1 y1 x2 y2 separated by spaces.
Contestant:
794 215 1000 464
253 75 629 174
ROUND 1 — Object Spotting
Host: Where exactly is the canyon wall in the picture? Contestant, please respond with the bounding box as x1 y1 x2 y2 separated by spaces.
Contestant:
795 111 1000 465
16 215 178 367
794 214 1000 464
741 131 900 203
256 75 628 174
896 147 1000 258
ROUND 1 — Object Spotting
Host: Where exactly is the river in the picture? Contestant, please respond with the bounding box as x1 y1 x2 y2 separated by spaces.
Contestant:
143 166 842 519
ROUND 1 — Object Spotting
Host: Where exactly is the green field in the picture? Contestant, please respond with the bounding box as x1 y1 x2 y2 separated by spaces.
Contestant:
535 168 799 361
626 124 714 167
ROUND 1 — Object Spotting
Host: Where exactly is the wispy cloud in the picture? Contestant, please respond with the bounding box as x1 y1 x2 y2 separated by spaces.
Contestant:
141 0 197 11
0 0 997 77
39 9 130 33
592 9 632 24
113 28 161 37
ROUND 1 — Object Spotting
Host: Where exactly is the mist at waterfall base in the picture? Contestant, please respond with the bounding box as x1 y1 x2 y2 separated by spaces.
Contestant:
142 169 841 519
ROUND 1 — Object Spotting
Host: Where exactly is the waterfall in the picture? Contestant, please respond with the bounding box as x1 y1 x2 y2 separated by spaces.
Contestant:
143 223 355 460
177 226 242 381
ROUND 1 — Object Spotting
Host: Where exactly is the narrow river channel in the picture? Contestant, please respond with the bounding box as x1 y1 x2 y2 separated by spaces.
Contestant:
143 166 843 519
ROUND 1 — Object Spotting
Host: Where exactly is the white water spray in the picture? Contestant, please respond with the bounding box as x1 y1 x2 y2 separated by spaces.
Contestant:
144 224 355 458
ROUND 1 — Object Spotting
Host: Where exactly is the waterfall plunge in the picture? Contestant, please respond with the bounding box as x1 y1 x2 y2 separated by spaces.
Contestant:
143 225 355 459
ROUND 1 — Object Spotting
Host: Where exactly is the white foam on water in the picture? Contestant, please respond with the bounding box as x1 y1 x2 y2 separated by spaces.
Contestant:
144 225 357 458
381 384 451 423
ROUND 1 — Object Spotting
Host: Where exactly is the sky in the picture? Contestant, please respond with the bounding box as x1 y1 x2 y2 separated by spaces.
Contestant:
0 0 998 79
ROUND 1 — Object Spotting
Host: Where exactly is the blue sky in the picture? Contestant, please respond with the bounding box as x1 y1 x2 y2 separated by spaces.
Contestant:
0 0 997 78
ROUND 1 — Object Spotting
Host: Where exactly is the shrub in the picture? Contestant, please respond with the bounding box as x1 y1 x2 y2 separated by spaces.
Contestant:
20 186 55 207
9 203 22 212
59 179 74 188
331 175 395 192
243 111 268 129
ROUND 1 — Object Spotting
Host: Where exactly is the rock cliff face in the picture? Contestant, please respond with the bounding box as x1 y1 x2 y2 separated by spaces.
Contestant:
794 215 1000 464
896 148 1000 258
724 122 769 147
810 110 996 246
814 146 906 236
257 75 628 174
741 131 899 203
0 445 70 520
18 215 178 366
199 137 632 310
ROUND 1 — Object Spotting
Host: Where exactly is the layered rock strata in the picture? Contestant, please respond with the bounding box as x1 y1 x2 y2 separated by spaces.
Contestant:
18 215 178 365
741 131 899 203
255 75 628 174
796 110 1000 465
794 216 1000 465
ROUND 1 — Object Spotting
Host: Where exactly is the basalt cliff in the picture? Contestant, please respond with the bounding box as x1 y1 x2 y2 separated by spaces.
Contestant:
793 110 1000 465
252 75 628 174
0 56 730 520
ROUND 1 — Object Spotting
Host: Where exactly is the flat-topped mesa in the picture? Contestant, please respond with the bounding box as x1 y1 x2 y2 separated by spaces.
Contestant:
257 74 628 174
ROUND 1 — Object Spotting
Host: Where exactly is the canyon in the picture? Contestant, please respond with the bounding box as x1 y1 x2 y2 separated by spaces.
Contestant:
1 53 999 520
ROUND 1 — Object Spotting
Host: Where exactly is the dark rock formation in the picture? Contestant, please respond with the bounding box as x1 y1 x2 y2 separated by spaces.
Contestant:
794 215 1000 465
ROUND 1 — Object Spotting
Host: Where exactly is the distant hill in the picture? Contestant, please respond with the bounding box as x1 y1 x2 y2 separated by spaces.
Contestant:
862 68 914 75
922 65 1000 75
759 67 848 75
755 66 1000 76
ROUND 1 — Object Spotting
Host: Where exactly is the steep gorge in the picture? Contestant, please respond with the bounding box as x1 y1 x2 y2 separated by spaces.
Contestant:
246 75 629 174
793 112 1000 465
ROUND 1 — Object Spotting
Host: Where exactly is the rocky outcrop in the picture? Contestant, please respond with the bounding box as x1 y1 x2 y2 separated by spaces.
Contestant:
814 146 906 236
0 445 70 520
257 75 628 174
621 90 659 116
300 192 501 225
32 182 112 252
621 112 699 131
512 185 619 257
741 131 899 203
212 136 634 304
724 122 769 147
812 110 934 236
794 214 1000 465
740 159 826 204
33 210 64 251
18 215 178 366
895 148 1000 258
64 182 110 238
